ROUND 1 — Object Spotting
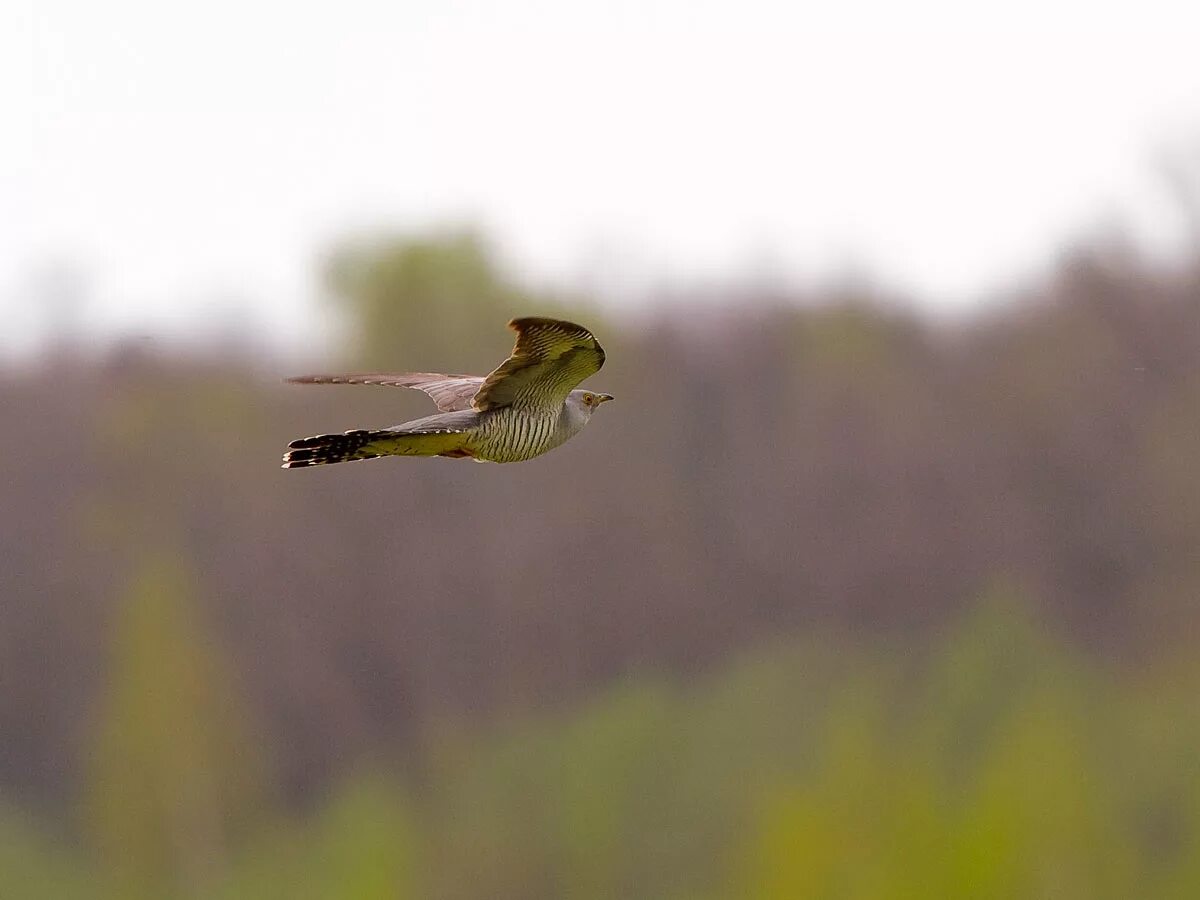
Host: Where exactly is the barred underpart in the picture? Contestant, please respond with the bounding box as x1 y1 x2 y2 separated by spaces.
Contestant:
472 405 570 463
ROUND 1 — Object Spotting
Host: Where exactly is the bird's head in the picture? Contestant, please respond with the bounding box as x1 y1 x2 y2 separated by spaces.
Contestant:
568 389 614 421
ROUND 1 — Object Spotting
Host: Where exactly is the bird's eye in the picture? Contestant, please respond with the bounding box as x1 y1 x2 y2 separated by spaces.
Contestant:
583 394 594 405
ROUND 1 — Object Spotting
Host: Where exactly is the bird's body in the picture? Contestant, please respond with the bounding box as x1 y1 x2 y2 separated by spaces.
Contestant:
282 318 613 468
471 400 582 462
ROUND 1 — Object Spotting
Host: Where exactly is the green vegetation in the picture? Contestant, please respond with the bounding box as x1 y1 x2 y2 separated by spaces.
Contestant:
323 230 533 370
84 558 265 899
3 585 1199 899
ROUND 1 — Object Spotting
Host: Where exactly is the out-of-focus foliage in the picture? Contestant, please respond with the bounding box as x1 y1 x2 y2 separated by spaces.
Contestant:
0 811 93 900
324 230 534 370
5 601 1200 898
223 773 420 900
83 556 265 899
1 231 1199 897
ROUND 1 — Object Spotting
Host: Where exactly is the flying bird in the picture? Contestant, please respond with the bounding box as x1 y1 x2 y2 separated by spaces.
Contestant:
282 317 613 467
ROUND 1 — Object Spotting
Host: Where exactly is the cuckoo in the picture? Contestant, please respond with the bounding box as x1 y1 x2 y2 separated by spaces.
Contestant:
282 317 613 467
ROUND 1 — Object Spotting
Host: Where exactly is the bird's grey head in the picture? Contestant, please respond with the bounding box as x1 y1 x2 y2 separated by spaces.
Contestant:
566 389 614 423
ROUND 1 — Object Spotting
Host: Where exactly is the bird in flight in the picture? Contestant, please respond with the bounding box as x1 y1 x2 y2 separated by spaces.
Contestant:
282 317 613 468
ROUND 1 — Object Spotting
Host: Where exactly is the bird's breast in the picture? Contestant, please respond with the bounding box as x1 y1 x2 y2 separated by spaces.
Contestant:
473 405 569 463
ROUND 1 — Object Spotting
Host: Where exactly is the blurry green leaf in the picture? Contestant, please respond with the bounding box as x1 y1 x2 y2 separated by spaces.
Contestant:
323 230 528 369
83 554 267 899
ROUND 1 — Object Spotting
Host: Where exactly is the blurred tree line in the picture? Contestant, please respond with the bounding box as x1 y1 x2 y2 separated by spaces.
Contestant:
1 226 1199 897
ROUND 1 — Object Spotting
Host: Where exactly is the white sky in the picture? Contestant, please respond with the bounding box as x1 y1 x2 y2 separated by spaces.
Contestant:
5 0 1200 355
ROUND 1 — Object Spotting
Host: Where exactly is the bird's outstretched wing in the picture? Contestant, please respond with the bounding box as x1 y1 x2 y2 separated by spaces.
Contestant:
471 318 605 411
285 373 484 412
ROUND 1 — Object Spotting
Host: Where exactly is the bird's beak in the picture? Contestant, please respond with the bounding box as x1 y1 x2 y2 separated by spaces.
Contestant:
597 393 615 404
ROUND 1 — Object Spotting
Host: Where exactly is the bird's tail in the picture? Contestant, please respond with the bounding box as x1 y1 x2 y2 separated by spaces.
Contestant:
281 427 471 468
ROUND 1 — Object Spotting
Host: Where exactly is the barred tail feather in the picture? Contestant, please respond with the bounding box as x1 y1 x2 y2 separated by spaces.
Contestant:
281 427 470 468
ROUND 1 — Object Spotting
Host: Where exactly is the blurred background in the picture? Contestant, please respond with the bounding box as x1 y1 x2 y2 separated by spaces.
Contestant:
6 1 1200 898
